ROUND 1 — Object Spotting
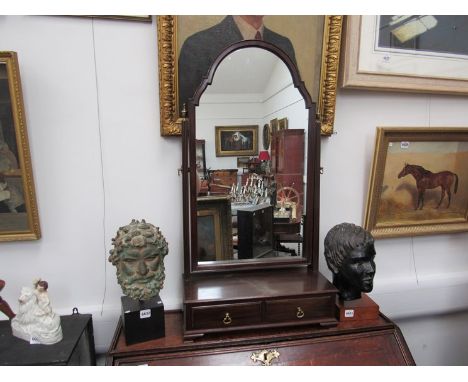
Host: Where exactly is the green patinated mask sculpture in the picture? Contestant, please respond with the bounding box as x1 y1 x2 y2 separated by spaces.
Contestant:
109 219 169 301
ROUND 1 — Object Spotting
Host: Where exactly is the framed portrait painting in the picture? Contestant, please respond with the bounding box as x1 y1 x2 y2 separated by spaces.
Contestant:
157 15 343 136
364 127 468 238
0 52 40 242
215 125 258 157
341 16 468 94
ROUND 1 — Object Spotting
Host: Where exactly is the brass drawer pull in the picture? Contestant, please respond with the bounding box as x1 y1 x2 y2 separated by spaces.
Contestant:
296 307 305 319
223 313 232 325
251 349 280 366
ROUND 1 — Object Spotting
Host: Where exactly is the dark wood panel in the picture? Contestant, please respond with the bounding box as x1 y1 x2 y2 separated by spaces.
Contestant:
184 268 336 303
111 326 412 366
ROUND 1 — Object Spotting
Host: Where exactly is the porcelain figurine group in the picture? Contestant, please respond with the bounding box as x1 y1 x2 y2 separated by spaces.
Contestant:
1 278 63 345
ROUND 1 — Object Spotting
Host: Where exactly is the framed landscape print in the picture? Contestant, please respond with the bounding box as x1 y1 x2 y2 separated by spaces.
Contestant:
341 16 468 94
0 52 40 242
157 15 343 136
364 127 468 238
215 125 258 157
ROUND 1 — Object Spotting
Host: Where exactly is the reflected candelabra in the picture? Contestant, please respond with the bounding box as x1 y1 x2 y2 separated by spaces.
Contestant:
230 173 275 206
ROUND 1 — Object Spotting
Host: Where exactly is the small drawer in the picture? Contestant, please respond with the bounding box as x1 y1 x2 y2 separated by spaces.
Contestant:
191 302 262 330
265 296 334 323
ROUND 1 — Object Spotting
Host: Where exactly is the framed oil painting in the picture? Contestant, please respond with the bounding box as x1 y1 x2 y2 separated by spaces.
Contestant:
278 117 288 131
341 16 468 94
0 52 40 242
270 118 278 136
157 16 343 136
364 127 468 238
215 125 258 157
197 196 233 262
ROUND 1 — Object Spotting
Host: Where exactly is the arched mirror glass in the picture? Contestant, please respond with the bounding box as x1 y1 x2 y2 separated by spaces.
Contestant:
190 45 311 270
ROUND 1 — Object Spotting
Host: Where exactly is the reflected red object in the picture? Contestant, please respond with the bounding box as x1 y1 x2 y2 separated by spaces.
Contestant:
0 279 16 319
258 151 270 161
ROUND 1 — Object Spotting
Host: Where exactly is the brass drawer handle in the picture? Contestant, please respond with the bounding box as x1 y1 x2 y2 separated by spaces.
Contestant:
251 349 280 366
223 312 232 325
296 307 305 319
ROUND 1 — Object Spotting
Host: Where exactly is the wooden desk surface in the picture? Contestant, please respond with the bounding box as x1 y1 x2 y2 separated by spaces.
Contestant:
107 310 415 366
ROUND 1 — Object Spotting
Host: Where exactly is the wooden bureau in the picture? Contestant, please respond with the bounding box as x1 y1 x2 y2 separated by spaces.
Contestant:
106 309 415 366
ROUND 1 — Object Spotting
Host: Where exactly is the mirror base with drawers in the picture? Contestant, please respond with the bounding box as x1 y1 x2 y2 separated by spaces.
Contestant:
183 268 337 340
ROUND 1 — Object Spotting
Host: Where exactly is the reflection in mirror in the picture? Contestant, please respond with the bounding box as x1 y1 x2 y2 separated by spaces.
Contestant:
195 47 308 266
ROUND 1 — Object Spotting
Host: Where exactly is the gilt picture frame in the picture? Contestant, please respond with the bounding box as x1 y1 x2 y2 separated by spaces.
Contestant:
215 125 258 157
157 15 343 137
341 16 468 94
364 127 468 238
0 52 40 242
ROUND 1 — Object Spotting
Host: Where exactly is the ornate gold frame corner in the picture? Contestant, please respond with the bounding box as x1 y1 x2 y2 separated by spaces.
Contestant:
0 51 41 242
157 16 182 136
157 16 343 137
318 15 343 136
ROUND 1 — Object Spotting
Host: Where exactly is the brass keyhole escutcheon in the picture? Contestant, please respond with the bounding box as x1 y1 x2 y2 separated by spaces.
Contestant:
296 307 305 319
223 312 232 325
251 349 280 366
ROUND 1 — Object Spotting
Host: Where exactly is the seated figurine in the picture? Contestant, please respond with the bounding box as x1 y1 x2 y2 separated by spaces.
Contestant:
11 279 63 345
324 223 376 301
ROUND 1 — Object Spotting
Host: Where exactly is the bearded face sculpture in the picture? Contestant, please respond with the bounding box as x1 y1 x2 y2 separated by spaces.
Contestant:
109 220 169 301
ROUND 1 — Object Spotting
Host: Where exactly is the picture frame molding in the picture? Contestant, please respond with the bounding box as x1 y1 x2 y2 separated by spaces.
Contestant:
364 127 468 238
340 15 468 95
157 15 343 137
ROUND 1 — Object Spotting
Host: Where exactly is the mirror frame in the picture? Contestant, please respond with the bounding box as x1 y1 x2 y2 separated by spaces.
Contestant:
182 40 321 275
157 15 343 137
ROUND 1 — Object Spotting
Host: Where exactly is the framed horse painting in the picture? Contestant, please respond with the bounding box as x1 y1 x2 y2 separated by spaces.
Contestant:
364 127 468 238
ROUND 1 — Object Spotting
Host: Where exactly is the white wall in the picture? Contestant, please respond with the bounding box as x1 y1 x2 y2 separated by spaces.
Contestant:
1 16 468 364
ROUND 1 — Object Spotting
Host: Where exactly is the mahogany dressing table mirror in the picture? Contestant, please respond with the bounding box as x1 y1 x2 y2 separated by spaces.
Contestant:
181 40 338 340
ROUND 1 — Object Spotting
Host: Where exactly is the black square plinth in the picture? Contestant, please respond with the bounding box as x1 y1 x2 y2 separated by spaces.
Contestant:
121 294 165 345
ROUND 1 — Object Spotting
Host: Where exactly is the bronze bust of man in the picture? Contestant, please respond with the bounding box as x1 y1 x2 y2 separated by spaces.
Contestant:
324 223 376 301
109 219 169 301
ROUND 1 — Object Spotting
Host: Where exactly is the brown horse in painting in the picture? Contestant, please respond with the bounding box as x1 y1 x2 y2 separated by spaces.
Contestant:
398 163 459 210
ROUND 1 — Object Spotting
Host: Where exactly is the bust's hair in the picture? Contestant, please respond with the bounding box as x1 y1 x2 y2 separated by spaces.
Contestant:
108 219 168 265
324 223 374 274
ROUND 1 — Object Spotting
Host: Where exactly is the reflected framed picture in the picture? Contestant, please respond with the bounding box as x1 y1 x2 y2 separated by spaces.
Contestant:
341 16 468 94
215 125 258 157
197 196 233 262
0 52 40 241
364 127 468 238
270 118 278 136
157 16 343 136
195 139 206 179
278 117 288 131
